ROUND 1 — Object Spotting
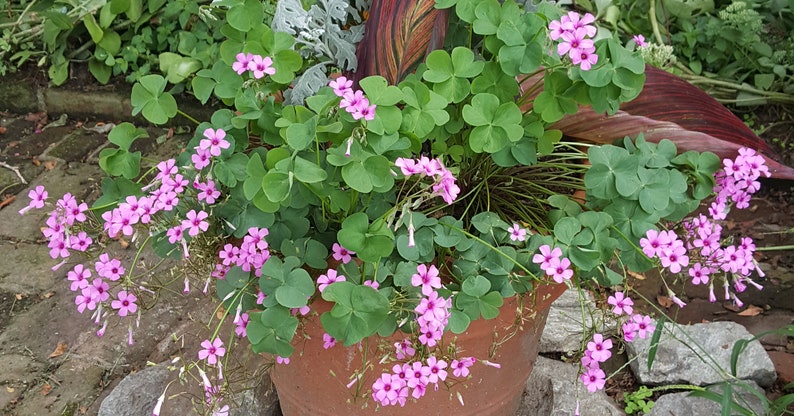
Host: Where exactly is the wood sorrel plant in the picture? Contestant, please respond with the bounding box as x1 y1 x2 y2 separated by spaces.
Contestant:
24 0 771 413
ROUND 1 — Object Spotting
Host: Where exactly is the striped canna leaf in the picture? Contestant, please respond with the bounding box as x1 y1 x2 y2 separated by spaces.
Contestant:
351 0 449 85
520 66 794 180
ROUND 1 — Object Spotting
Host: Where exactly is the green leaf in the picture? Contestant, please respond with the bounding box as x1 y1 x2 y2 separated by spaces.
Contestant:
130 75 177 125
292 156 327 184
259 256 315 308
82 14 103 43
244 153 267 200
227 0 264 32
471 61 520 102
647 316 665 370
321 282 390 345
107 122 148 150
262 171 291 202
158 52 201 84
337 213 394 262
359 76 403 106
247 306 298 356
462 275 491 297
496 13 545 76
462 93 523 153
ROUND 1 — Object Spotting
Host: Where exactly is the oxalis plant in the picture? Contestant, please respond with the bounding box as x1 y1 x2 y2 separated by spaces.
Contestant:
18 0 778 414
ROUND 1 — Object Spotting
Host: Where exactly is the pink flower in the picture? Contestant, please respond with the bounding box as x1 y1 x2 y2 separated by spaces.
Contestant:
533 244 562 271
69 232 93 252
688 263 711 285
331 243 355 264
200 128 230 157
546 256 573 283
192 148 212 171
317 269 346 292
247 55 276 79
329 76 353 97
235 313 249 337
233 52 254 74
340 90 365 111
67 264 91 291
322 333 336 349
659 242 689 274
111 290 138 317
425 356 448 384
372 373 407 407
394 157 423 176
586 333 613 362
639 229 670 258
394 339 416 360
450 357 475 378
196 179 221 204
411 264 442 296
571 46 598 70
198 338 226 365
580 367 606 392
558 28 594 59
18 185 48 215
508 223 527 242
351 100 376 121
633 34 648 47
607 291 634 316
276 355 290 365
632 314 655 339
363 279 380 290
182 209 209 237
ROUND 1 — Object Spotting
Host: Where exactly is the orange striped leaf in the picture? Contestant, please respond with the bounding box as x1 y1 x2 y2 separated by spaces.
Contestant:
352 0 449 85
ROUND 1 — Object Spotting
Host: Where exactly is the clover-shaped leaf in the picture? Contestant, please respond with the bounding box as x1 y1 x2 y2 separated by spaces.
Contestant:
359 76 403 106
423 47 483 103
258 256 315 309
456 276 503 320
321 281 390 346
462 93 523 153
471 62 520 102
247 306 298 356
337 213 394 263
400 81 450 138
585 145 641 199
496 12 544 76
130 74 177 125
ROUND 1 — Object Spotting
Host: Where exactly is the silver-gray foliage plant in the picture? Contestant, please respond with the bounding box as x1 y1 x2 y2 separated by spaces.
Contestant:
273 0 369 104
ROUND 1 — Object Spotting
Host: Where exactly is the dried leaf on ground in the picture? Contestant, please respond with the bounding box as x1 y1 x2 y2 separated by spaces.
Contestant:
628 270 646 280
48 342 68 358
14 293 25 300
737 305 764 316
656 295 673 308
40 383 52 396
0 126 7 134
0 195 15 208
41 291 56 299
43 160 57 170
6 386 14 393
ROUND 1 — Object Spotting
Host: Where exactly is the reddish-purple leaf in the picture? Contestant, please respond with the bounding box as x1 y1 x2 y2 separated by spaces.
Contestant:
351 0 448 85
521 66 794 180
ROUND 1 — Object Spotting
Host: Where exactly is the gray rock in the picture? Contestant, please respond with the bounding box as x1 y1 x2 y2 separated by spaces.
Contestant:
520 356 624 416
647 381 766 416
627 320 776 387
99 365 170 416
541 289 617 353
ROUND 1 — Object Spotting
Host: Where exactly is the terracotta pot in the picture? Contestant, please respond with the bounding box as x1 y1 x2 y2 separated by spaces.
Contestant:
271 282 567 415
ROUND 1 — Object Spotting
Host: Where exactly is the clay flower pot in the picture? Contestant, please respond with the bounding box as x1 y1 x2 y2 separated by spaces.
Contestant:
271 282 567 415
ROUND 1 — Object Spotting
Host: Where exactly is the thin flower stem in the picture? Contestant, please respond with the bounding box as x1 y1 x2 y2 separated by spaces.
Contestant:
440 222 538 280
177 110 201 125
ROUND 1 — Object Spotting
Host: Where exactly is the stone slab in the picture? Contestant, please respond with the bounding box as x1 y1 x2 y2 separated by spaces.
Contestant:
627 320 777 387
0 163 102 241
